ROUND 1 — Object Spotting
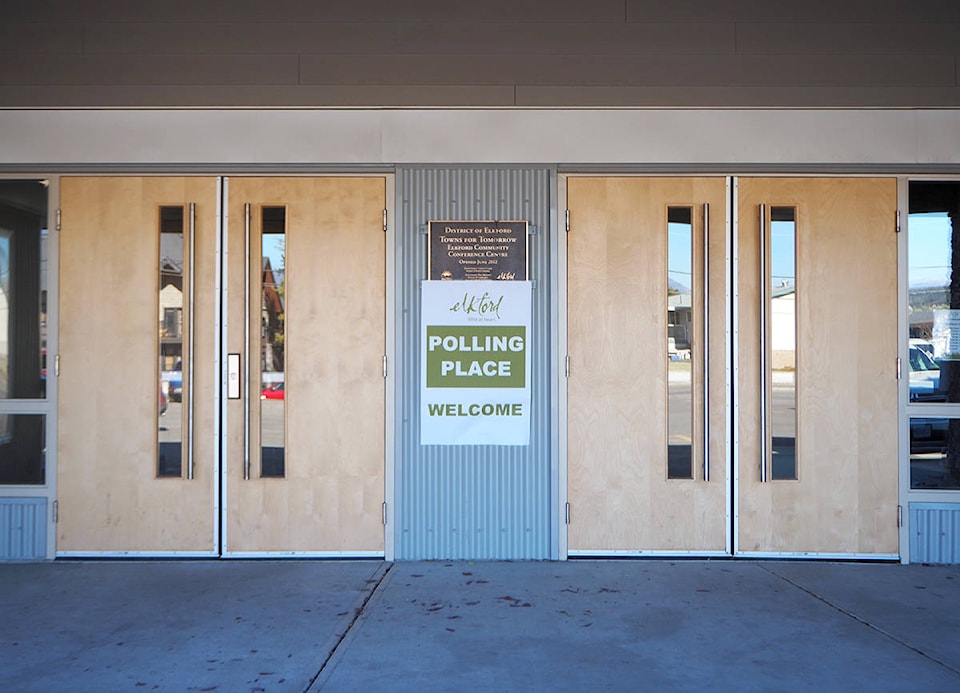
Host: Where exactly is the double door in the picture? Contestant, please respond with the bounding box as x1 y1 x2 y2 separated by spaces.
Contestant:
567 176 899 557
57 177 387 556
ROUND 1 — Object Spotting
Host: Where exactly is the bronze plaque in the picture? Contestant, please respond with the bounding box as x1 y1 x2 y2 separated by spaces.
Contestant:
428 220 528 281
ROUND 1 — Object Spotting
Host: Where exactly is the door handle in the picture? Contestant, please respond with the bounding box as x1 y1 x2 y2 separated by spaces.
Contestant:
759 203 769 483
702 203 710 482
243 203 252 480
187 202 196 480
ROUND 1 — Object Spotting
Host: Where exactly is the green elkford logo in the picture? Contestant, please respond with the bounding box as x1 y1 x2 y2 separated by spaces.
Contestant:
449 291 504 319
426 325 526 388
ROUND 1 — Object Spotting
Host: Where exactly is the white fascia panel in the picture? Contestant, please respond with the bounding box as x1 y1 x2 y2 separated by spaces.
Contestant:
0 108 959 167
0 109 387 165
916 110 960 164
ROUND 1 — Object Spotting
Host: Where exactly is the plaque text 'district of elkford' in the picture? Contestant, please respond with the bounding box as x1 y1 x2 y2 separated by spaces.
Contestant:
428 220 528 281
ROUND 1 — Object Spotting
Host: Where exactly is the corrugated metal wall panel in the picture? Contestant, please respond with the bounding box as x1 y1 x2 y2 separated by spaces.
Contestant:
0 498 47 560
396 167 554 560
910 503 960 565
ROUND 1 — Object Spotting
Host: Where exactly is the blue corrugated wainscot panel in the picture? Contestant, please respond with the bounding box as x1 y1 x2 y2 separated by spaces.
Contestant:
910 503 960 564
396 167 554 560
0 497 47 560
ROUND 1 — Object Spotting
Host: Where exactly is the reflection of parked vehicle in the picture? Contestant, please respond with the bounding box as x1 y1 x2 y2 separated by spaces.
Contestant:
910 338 935 359
167 360 183 402
909 344 947 452
909 345 943 402
159 385 168 416
167 374 182 402
261 382 284 400
910 417 948 453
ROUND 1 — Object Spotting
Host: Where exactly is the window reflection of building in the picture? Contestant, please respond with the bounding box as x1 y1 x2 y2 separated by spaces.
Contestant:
261 257 284 377
667 292 691 356
771 285 796 371
159 218 184 375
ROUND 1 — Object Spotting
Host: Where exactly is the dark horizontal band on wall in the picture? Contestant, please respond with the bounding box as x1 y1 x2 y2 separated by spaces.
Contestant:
2 85 960 109
0 54 954 89
6 1 960 25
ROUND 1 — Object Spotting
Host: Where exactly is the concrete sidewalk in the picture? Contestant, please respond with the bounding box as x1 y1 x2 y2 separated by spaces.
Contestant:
1 560 958 692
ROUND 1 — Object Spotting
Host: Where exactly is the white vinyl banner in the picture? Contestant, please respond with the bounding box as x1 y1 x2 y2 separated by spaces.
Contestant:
421 280 532 445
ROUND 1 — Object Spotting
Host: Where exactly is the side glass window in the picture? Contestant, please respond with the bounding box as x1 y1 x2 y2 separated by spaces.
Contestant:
910 416 960 490
0 180 48 486
909 181 960 490
908 182 960 403
0 181 47 401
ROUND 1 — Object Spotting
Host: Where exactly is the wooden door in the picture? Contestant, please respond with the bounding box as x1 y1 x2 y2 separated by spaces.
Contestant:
58 177 218 554
224 178 386 554
567 177 728 553
736 178 898 555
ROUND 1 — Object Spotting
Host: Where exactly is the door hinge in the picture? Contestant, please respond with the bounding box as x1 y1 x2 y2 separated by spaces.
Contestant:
383 355 388 378
383 209 388 232
565 355 570 378
52 500 58 523
897 505 902 527
56 208 61 231
565 209 570 232
565 502 571 524
382 502 388 525
895 209 901 234
55 354 60 377
896 356 901 380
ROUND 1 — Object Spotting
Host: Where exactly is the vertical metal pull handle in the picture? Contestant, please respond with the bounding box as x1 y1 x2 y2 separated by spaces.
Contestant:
702 203 710 482
759 203 769 483
187 202 196 480
243 203 251 480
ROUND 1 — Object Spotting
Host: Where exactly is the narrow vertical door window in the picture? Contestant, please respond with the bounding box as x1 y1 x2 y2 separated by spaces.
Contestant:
667 207 694 479
768 207 797 481
158 206 185 477
260 207 285 478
